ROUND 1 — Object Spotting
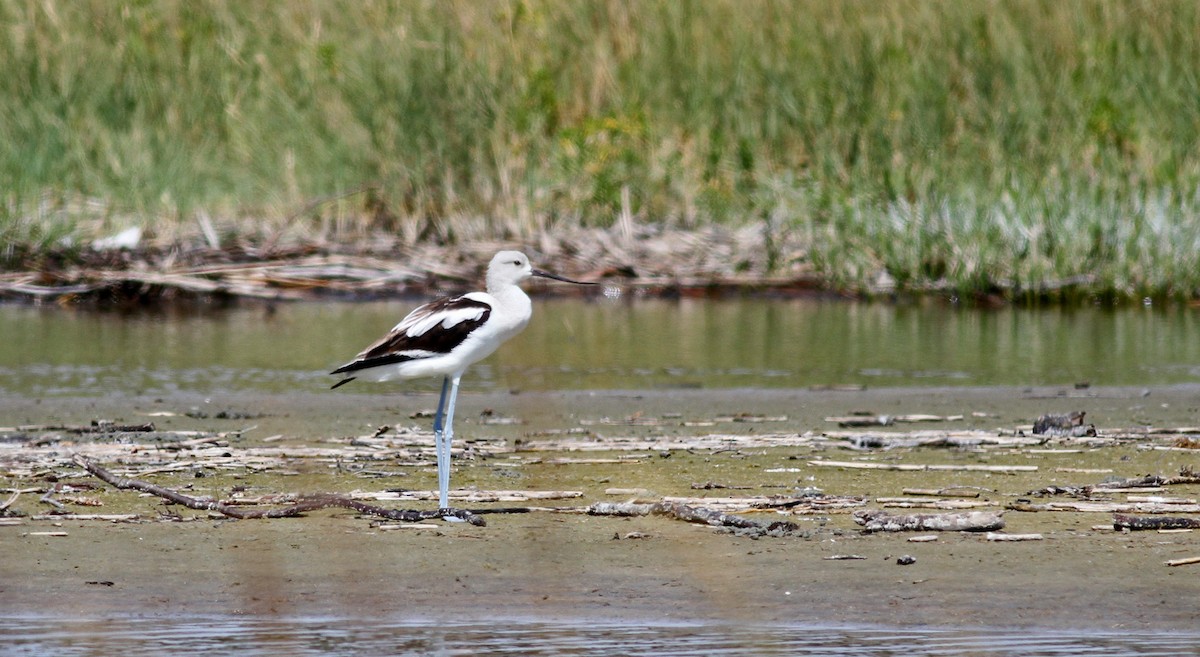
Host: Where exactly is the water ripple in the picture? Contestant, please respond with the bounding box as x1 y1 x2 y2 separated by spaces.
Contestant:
3 617 1197 657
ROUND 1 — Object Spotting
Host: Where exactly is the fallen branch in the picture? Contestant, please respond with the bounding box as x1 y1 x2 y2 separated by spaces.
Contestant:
876 497 995 510
1 421 156 435
31 513 139 522
659 494 867 514
1033 468 1200 499
852 509 1004 533
1011 501 1200 514
810 460 1037 473
349 489 583 503
902 487 984 498
0 490 20 513
986 532 1043 541
825 430 1041 450
587 501 799 536
1166 556 1200 567
824 413 964 427
1113 514 1200 531
73 454 485 526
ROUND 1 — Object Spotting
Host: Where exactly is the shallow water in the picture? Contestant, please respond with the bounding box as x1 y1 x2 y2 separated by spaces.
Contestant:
4 298 1200 653
1 297 1198 397
4 616 1199 657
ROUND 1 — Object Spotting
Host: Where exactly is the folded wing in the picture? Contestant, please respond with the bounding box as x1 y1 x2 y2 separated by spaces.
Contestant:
330 296 492 385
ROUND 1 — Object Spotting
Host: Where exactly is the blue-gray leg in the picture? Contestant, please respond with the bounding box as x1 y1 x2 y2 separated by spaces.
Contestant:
438 376 462 515
432 376 449 435
432 377 450 509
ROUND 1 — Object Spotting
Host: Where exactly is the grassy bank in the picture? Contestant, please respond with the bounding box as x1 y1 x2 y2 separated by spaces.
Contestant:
2 1 1199 299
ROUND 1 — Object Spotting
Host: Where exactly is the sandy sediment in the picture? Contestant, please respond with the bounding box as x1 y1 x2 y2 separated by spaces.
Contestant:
3 384 1200 629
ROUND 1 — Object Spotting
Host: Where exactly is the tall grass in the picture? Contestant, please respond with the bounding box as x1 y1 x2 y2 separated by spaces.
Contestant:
2 0 1199 298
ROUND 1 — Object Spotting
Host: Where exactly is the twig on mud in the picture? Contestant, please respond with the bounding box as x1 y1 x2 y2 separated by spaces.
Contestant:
73 454 485 526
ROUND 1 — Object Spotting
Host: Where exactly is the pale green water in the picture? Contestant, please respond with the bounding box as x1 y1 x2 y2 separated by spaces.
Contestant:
0 298 1197 397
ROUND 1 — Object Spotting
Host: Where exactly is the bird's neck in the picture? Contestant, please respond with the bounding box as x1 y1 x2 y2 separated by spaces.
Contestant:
488 282 532 310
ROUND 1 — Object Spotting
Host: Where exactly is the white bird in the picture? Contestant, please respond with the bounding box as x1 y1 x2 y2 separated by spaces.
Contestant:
331 251 594 513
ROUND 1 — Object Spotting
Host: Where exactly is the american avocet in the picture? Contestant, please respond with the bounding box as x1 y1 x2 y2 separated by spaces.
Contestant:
331 251 594 514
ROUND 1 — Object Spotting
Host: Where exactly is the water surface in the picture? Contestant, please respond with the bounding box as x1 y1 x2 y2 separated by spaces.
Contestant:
1 298 1198 396
4 616 1198 657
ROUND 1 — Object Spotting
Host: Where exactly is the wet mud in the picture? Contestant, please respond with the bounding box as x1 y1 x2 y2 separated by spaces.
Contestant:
3 384 1199 630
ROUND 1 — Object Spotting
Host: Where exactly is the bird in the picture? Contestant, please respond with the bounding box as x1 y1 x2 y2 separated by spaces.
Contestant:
330 250 595 514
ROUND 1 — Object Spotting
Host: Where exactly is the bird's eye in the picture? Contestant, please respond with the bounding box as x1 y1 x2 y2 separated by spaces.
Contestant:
513 260 521 266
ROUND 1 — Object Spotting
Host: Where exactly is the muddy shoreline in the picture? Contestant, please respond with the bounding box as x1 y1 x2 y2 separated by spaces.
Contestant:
3 385 1200 630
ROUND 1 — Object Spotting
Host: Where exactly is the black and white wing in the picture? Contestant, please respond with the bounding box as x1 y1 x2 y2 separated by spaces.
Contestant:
330 296 492 388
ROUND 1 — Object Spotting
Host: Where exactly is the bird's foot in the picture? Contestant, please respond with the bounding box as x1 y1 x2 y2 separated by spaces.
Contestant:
438 507 486 526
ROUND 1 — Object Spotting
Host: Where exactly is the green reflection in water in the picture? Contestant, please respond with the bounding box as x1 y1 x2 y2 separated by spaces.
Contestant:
0 298 1197 397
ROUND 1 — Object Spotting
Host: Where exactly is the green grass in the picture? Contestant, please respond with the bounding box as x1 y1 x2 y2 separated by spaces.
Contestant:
2 0 1200 299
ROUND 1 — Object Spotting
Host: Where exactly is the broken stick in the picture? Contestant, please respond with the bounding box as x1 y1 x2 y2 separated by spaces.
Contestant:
73 454 485 526
587 500 799 535
1166 556 1200 567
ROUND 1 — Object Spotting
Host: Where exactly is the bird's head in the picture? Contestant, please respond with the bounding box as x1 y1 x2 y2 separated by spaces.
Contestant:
488 251 595 290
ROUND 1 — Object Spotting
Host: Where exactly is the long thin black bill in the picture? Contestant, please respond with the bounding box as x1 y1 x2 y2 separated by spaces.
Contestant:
532 268 597 285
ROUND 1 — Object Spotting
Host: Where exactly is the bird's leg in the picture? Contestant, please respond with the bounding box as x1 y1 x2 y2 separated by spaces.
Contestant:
432 376 451 509
432 376 449 435
439 376 463 518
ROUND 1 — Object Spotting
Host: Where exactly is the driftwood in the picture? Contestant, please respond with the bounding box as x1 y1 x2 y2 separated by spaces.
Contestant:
348 489 583 503
902 487 984 498
1166 556 1200 567
1112 514 1200 531
0 421 157 434
70 455 805 535
853 509 1005 533
31 513 139 522
656 494 866 514
0 490 21 513
586 501 799 536
519 432 822 452
824 414 964 427
810 460 1037 474
876 497 995 510
1027 468 1200 499
830 431 1044 450
74 455 485 526
1010 500 1200 514
986 532 1043 541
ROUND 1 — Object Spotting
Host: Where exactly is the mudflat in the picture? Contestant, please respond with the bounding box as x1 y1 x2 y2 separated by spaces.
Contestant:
3 385 1199 630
